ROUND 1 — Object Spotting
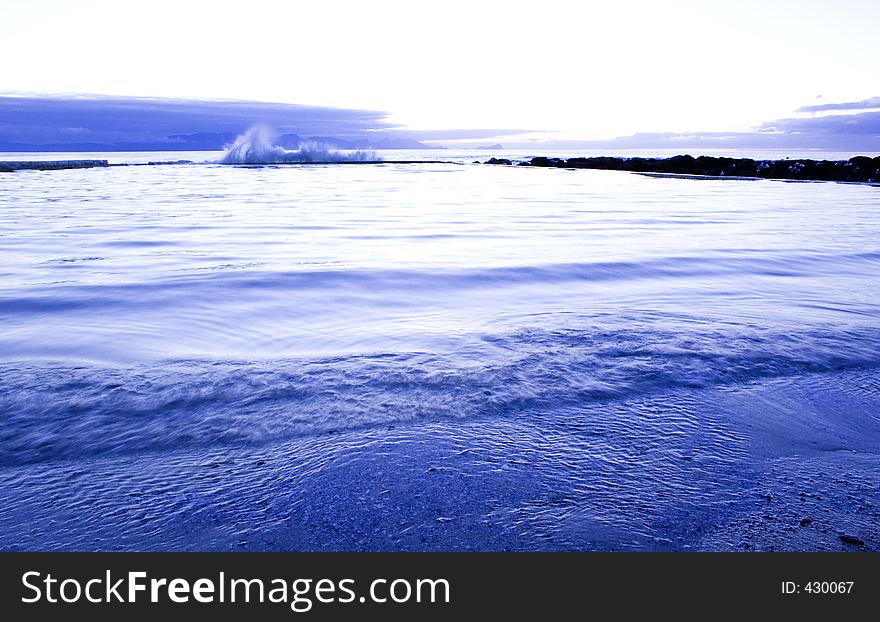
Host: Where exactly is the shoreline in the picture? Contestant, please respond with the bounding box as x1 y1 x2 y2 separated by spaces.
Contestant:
485 154 880 184
2 367 877 552
3 154 880 184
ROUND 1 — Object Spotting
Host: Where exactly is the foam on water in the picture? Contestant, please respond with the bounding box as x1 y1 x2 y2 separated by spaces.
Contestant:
2 318 880 467
220 124 377 164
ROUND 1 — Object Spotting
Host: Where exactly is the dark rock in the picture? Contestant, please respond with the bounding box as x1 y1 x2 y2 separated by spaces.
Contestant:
588 156 625 170
527 157 560 167
724 158 758 177
799 517 813 527
0 159 109 172
511 153 880 182
839 534 865 546
626 157 653 172
668 154 697 168
485 158 512 165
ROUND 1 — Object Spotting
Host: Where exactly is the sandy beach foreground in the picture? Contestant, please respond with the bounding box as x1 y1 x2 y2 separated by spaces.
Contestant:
1 367 876 552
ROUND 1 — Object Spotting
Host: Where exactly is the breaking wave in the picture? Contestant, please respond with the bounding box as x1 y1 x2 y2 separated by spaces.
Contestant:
220 125 378 164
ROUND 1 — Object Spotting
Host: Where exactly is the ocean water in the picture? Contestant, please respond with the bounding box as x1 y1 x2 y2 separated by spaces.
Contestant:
1 151 879 551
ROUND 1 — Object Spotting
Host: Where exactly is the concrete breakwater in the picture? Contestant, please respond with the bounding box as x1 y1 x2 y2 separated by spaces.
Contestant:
0 160 109 172
485 155 880 184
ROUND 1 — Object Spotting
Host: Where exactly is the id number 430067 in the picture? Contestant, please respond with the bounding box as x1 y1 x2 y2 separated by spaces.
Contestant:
781 581 854 595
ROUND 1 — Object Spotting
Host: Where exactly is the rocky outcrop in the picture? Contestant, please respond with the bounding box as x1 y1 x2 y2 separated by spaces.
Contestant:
485 154 880 183
0 160 109 172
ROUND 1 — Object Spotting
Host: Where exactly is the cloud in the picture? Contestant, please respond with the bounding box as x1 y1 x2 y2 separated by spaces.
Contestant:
503 105 880 152
4 93 878 154
758 111 880 136
0 94 539 151
0 94 396 148
796 96 880 113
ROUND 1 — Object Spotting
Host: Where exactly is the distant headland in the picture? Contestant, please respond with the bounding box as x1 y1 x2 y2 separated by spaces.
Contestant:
485 155 880 184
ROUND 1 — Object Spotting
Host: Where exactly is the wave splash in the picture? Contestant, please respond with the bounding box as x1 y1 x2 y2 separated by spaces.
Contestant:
3 319 880 466
220 125 378 164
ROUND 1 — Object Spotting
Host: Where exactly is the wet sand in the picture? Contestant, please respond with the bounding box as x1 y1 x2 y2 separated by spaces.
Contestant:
1 367 876 552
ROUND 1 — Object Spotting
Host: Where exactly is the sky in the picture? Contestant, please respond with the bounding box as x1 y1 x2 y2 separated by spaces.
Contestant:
1 0 879 146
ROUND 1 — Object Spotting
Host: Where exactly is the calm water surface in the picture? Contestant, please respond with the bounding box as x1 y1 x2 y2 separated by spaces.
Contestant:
1 153 878 550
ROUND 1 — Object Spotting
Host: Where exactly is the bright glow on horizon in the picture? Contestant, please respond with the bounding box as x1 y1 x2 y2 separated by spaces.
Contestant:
2 0 879 139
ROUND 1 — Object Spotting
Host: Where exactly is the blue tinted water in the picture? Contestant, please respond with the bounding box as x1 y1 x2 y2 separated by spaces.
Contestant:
1 152 878 550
